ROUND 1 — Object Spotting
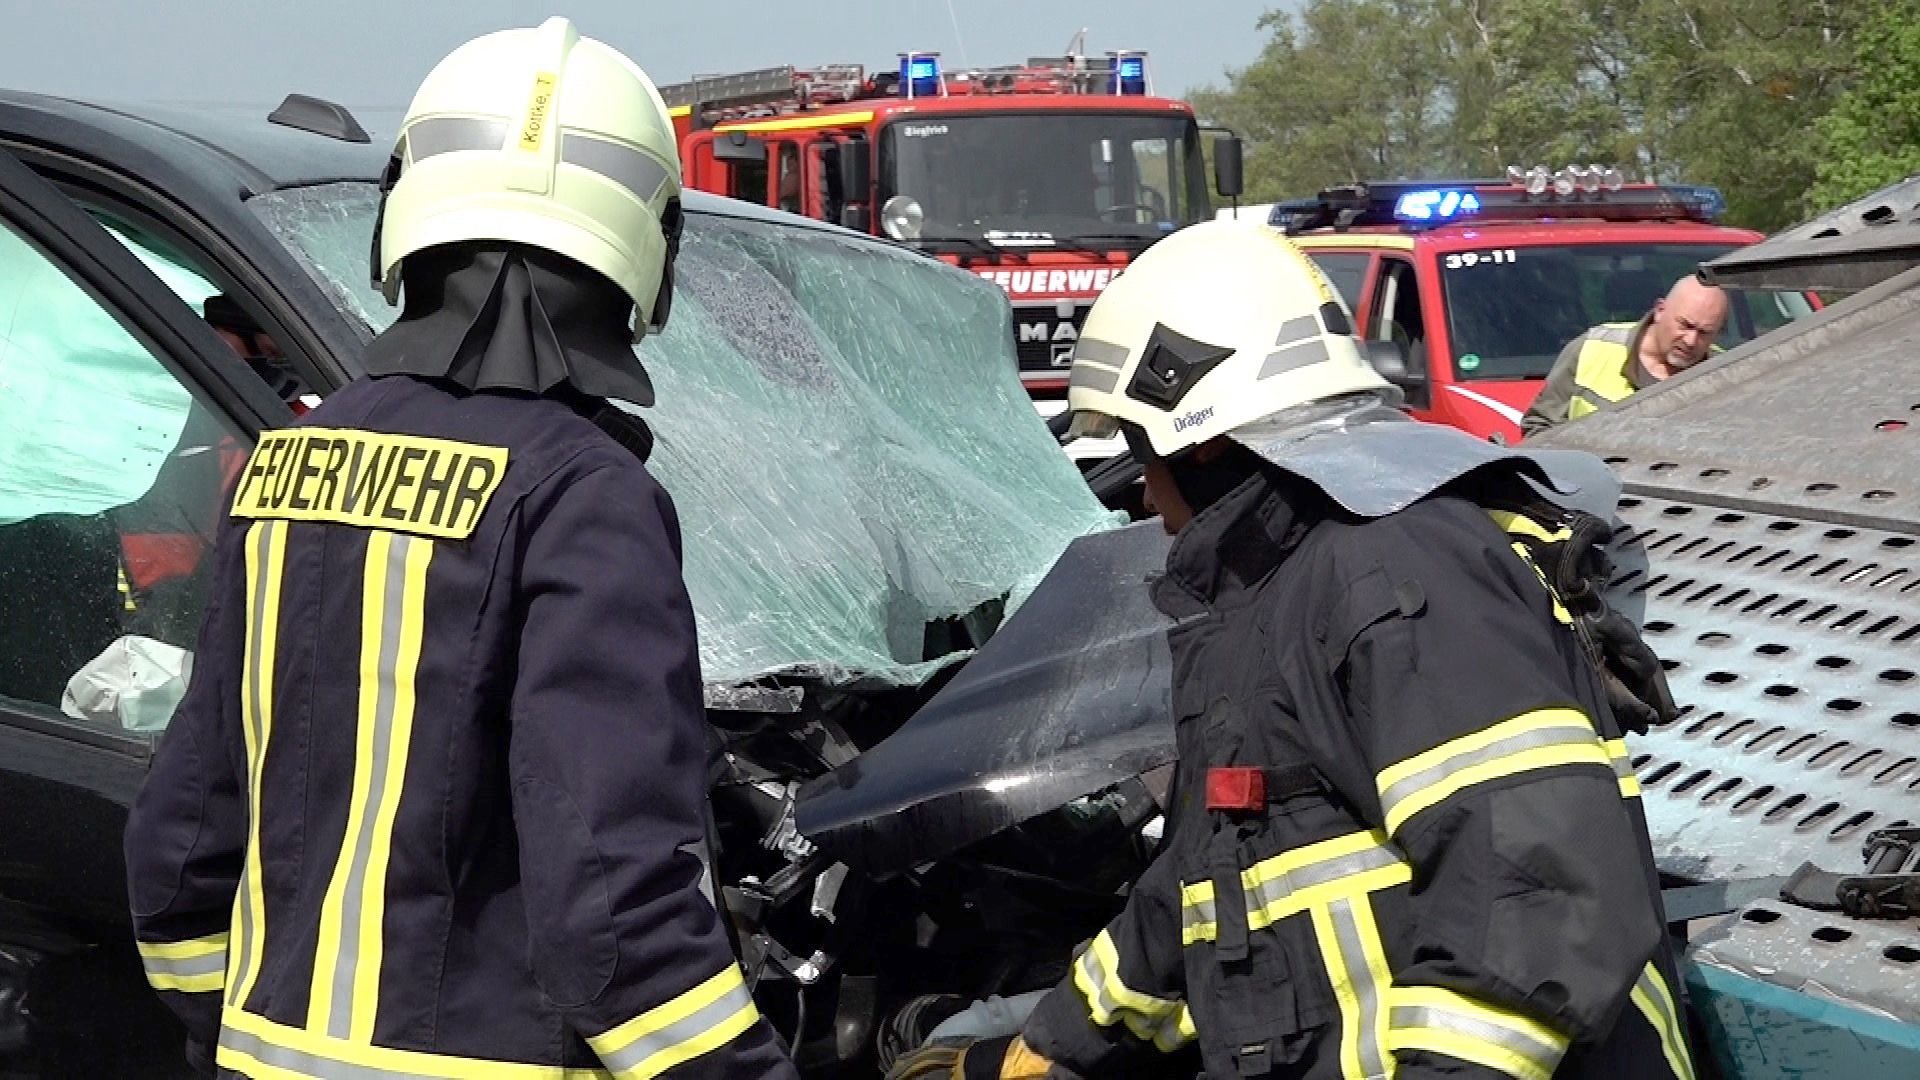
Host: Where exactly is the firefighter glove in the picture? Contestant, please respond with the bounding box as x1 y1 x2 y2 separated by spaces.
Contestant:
885 1035 1068 1080
1588 607 1680 734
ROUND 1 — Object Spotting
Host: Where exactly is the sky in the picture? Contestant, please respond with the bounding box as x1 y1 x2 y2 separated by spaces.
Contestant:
1 1 1285 139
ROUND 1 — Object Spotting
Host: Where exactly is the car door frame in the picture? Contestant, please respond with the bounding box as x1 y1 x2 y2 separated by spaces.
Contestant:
0 145 291 928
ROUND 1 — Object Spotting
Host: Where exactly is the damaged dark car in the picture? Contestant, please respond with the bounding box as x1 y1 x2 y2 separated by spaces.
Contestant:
0 90 1186 1076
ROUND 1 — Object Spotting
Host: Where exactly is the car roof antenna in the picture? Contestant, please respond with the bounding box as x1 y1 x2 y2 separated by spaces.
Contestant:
268 93 372 144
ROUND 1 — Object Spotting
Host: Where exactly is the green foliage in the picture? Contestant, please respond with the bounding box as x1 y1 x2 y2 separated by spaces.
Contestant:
1811 0 1920 210
1193 0 1868 231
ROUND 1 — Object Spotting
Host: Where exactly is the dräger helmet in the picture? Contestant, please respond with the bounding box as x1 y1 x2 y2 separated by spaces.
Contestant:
1066 220 1395 460
369 16 684 339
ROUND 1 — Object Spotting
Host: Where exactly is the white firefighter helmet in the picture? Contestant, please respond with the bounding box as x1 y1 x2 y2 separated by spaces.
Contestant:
1066 219 1394 460
370 16 683 338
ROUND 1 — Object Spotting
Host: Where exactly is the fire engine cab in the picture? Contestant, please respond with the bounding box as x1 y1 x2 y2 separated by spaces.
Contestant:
659 47 1246 397
1273 166 1819 443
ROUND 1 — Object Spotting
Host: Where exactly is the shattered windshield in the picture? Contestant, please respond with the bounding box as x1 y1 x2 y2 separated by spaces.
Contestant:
250 183 1119 689
878 113 1209 247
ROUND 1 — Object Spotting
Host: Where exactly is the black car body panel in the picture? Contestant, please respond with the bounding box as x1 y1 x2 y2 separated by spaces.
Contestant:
797 521 1183 872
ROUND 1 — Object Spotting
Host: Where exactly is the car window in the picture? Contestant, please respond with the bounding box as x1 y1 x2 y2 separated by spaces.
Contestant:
1304 251 1369 313
249 182 1117 689
0 213 247 731
1370 257 1427 378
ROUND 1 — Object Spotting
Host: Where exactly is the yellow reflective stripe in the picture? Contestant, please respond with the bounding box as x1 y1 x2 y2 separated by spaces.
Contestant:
1606 738 1643 798
717 110 874 133
1071 930 1195 1051
219 1005 614 1078
1485 510 1574 623
1386 986 1569 1080
1311 895 1396 1080
587 966 762 1079
1376 709 1608 835
1181 830 1412 945
140 933 228 993
1178 879 1218 946
1485 510 1572 545
1293 234 1416 252
1631 963 1697 1080
118 561 138 612
311 534 435 1040
230 518 287 1009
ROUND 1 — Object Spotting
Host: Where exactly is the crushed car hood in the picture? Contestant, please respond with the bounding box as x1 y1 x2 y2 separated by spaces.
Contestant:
795 521 1183 871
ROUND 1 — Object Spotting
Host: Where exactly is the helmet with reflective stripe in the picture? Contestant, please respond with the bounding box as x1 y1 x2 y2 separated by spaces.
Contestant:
1066 220 1393 460
370 16 683 338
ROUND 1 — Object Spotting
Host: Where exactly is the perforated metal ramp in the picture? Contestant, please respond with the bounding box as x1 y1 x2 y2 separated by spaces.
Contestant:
1611 494 1920 879
1530 268 1920 883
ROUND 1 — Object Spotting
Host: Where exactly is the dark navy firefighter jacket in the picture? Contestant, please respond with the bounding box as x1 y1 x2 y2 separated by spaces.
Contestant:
124 373 798 1080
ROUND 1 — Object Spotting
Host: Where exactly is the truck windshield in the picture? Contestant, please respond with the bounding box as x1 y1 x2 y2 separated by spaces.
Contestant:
1440 242 1817 381
878 113 1209 245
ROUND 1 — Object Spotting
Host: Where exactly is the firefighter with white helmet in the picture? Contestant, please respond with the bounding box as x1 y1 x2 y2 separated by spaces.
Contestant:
891 221 1692 1079
126 18 798 1078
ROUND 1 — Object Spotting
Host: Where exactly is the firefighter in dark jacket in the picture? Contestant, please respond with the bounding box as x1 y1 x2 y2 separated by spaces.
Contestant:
891 221 1694 1080
123 18 798 1080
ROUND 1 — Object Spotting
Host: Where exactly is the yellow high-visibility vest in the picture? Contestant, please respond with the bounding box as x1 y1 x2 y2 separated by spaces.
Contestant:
1568 323 1638 420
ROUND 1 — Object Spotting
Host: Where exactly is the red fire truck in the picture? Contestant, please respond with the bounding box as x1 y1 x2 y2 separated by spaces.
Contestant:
659 48 1246 397
1268 168 1821 443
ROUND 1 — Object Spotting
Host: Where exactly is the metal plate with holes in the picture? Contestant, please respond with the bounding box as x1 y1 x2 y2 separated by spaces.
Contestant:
1689 900 1920 1025
1700 177 1920 293
1609 494 1920 880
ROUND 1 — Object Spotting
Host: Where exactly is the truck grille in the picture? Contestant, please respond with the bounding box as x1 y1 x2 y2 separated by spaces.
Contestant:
1013 304 1088 375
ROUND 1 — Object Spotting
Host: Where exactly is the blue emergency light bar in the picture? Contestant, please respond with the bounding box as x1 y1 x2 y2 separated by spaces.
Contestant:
1394 188 1482 222
1110 52 1148 96
1275 173 1728 234
898 51 943 98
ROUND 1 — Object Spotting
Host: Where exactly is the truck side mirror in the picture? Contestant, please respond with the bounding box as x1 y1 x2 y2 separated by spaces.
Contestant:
1365 339 1409 382
1214 137 1245 199
1365 339 1432 410
712 132 768 165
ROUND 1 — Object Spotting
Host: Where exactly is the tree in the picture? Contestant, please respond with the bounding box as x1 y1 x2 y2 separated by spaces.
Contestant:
1191 0 1469 201
1810 0 1920 212
1642 0 1859 229
1193 1 1860 230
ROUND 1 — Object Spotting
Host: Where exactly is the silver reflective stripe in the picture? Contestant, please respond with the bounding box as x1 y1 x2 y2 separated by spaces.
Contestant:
597 977 755 1076
1182 895 1217 933
405 116 511 162
1389 1004 1566 1075
322 535 419 1039
1074 939 1188 1048
144 950 227 982
1378 721 1596 820
1328 898 1390 1080
562 133 671 203
1273 316 1322 346
1069 362 1121 393
1246 844 1402 918
1259 338 1331 379
1072 337 1129 369
221 1025 413 1080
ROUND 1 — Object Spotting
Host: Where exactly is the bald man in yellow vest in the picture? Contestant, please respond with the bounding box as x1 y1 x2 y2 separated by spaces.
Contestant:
1521 275 1729 437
